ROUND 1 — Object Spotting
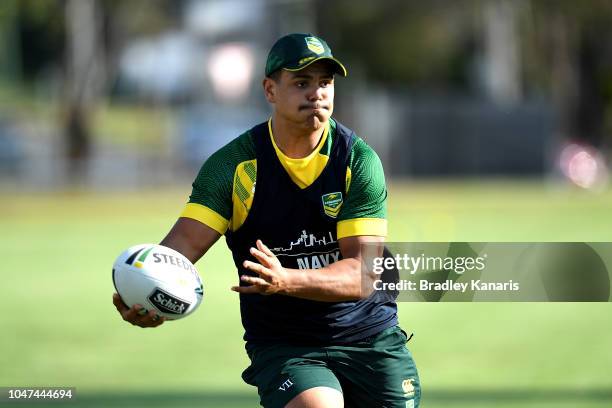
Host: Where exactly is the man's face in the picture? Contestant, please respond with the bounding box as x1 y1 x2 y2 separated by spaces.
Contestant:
263 61 335 131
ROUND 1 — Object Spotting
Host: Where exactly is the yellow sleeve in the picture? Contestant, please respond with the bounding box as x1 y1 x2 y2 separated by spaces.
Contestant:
337 218 387 239
180 203 229 235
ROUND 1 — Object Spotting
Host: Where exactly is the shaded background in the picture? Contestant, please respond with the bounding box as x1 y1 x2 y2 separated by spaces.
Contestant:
1 0 611 407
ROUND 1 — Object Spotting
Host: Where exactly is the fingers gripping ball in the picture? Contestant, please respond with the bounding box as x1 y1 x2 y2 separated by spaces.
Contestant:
112 244 204 320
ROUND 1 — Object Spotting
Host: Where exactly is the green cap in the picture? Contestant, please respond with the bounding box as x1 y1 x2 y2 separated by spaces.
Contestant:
265 33 347 77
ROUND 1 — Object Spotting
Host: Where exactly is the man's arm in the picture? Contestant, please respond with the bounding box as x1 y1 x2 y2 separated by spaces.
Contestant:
232 236 383 302
113 218 221 327
160 217 222 263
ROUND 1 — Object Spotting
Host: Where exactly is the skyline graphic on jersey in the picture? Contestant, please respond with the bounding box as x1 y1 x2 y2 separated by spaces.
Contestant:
271 229 337 254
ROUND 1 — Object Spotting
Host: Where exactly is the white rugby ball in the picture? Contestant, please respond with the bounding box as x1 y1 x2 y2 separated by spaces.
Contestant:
112 244 203 320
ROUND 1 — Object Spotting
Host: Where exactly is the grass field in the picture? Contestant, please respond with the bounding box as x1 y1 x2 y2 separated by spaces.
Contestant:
1 180 612 407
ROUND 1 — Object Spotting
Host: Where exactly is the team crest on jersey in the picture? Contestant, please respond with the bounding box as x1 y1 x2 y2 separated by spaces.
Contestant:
305 37 324 55
322 192 343 218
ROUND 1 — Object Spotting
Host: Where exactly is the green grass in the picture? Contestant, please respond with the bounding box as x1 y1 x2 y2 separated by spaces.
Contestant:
1 181 611 407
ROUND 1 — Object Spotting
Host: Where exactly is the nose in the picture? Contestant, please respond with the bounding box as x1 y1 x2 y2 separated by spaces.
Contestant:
307 85 326 101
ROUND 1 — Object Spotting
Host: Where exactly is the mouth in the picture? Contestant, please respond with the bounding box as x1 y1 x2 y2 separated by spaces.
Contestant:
299 105 328 111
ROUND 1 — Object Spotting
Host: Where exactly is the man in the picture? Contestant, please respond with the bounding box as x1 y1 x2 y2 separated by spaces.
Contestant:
113 33 420 408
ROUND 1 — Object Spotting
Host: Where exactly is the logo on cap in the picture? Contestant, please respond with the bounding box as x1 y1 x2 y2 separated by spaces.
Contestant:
305 37 324 55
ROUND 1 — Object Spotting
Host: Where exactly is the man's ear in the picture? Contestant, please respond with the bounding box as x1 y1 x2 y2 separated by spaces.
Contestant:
262 77 276 103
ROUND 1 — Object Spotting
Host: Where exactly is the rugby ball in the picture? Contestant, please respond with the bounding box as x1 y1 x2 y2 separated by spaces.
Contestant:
112 244 203 320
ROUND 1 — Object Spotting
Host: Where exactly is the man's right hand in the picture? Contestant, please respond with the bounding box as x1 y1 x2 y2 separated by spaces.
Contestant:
113 293 166 328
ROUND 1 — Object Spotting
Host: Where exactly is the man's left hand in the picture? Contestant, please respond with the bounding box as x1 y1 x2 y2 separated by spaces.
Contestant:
231 239 288 295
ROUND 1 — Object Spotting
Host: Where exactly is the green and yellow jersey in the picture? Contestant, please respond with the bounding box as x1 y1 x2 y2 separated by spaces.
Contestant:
181 117 387 239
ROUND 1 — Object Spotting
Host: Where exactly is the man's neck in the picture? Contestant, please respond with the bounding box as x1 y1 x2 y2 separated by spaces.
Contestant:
271 115 327 159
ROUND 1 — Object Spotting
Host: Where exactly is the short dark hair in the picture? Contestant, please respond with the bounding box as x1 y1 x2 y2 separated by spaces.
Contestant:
266 69 282 82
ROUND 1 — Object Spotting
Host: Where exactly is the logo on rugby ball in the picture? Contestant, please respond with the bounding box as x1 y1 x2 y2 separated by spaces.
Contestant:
148 288 191 315
124 245 154 269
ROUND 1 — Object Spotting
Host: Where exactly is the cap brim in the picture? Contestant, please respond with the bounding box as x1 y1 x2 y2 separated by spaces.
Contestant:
283 56 347 77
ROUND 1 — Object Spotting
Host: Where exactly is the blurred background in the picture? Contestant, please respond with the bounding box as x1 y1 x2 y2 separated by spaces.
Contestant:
1 0 612 407
1 0 612 187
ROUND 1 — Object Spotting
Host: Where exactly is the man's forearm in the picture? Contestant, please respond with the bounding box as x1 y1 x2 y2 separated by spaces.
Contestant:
281 258 367 302
235 238 382 300
160 217 221 263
